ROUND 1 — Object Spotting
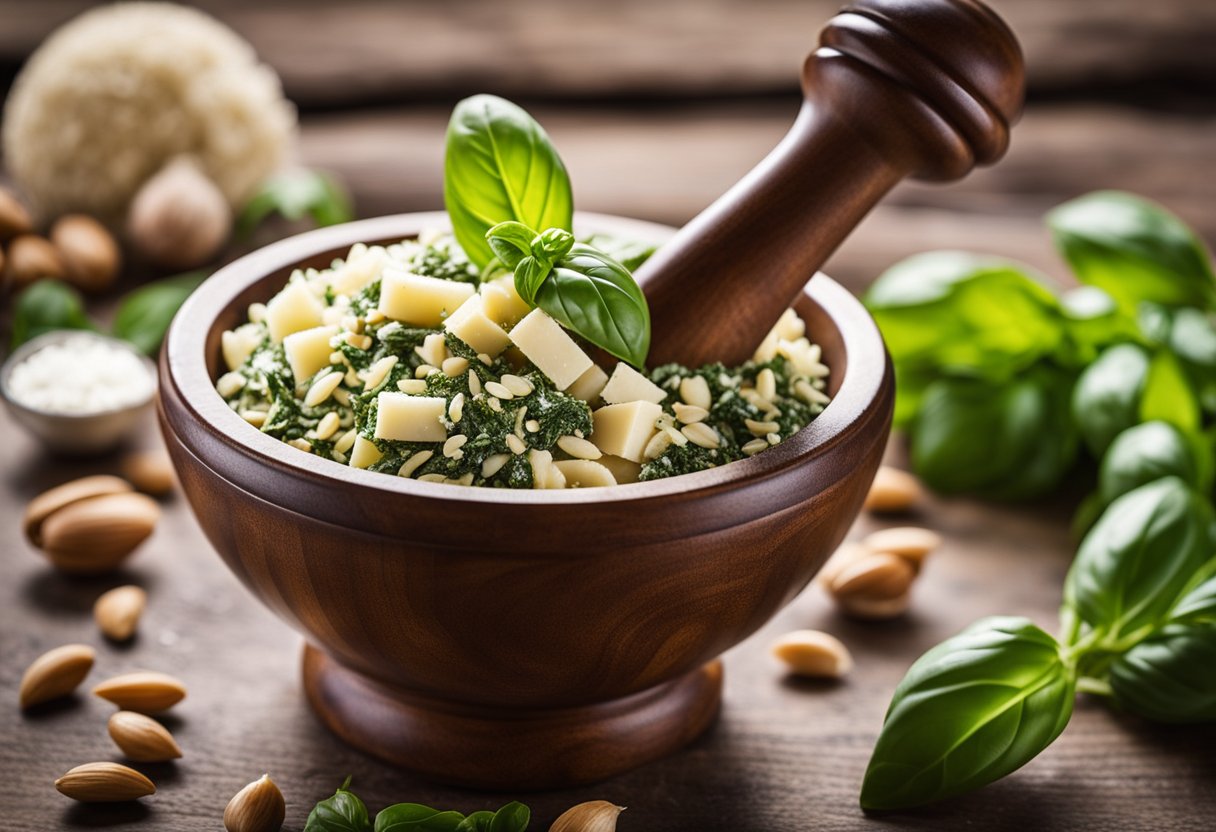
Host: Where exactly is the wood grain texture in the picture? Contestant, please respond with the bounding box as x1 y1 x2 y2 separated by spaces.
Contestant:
0 0 1213 105
155 212 894 788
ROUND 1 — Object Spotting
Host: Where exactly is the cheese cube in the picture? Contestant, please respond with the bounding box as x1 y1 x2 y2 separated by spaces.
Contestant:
598 454 642 484
591 401 663 463
554 459 617 488
566 364 609 403
443 295 511 357
508 309 593 390
328 248 388 297
374 392 448 442
349 436 384 469
283 325 340 384
600 362 667 405
528 449 567 489
221 323 263 372
480 275 532 328
378 269 475 327
266 281 325 342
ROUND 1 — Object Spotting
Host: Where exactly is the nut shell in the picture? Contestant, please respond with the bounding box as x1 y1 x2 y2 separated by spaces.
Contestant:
39 491 160 574
93 670 187 712
108 710 182 762
55 762 155 802
122 449 177 496
19 643 95 708
0 187 33 239
549 800 625 832
224 774 286 832
829 552 915 601
6 233 64 288
24 475 133 547
94 584 148 641
51 214 121 293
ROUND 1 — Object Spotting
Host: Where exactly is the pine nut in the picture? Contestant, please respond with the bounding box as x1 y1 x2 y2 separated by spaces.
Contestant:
442 356 470 377
467 370 482 395
557 435 601 460
304 372 344 407
679 375 712 410
398 450 433 478
398 379 427 394
506 434 526 455
745 418 780 436
862 527 941 570
500 374 533 397
681 422 720 449
756 368 777 401
449 393 465 423
829 553 915 601
481 453 510 478
644 430 674 460
741 438 769 456
334 430 357 454
770 630 853 678
362 356 398 390
216 372 246 398
316 412 341 441
485 381 514 399
863 467 925 514
443 435 468 459
673 403 709 424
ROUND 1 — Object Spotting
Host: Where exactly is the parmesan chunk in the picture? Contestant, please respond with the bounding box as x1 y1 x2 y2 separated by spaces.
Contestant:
554 460 617 488
591 401 663 463
480 274 532 328
374 392 448 442
443 295 511 357
266 281 325 342
328 247 388 297
283 325 340 384
508 309 593 390
566 364 609 404
598 454 642 484
349 436 383 469
221 323 263 372
378 269 476 327
600 362 667 405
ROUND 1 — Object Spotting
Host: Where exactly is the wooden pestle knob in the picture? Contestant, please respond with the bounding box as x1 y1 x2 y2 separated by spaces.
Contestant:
636 0 1024 368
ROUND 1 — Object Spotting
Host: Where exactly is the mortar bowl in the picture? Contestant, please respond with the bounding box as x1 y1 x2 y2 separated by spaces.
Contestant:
157 211 894 789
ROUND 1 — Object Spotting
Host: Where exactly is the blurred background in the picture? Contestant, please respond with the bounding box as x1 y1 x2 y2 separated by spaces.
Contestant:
2 0 1212 294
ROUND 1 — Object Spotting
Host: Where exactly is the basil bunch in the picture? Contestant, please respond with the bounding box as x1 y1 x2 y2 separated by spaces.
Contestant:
305 779 530 832
237 168 354 237
862 477 1216 811
443 94 651 367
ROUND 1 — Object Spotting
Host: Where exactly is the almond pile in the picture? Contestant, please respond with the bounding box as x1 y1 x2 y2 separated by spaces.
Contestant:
0 186 120 295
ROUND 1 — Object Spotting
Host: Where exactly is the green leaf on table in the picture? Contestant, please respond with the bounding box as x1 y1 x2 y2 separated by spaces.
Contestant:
305 777 372 832
910 368 1078 500
1047 190 1216 312
1071 343 1152 456
112 271 208 355
1098 421 1208 506
238 169 353 237
9 280 95 349
374 804 465 832
444 95 573 270
860 617 1075 811
1108 621 1216 723
1064 477 1214 639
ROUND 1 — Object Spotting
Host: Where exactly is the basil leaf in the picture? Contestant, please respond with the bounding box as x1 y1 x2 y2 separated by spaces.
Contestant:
111 271 208 355
1072 343 1152 456
454 812 495 832
9 280 95 349
485 221 535 270
860 617 1075 811
910 369 1077 500
1059 286 1140 365
534 243 651 367
1047 191 1216 312
514 256 553 306
1108 621 1216 723
580 232 658 272
444 95 573 269
1064 477 1215 639
1098 421 1207 505
487 802 529 832
374 804 465 832
1170 569 1216 624
238 169 353 237
1139 349 1201 434
305 778 372 832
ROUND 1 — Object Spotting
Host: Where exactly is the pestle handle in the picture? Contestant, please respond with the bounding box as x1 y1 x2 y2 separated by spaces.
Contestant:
636 0 1025 368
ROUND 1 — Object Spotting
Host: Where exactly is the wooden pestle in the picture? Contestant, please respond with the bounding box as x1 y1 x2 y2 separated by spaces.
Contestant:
636 0 1025 368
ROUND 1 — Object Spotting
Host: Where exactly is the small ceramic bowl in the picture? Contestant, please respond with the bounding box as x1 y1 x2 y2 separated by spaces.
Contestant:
158 212 894 789
1 330 157 455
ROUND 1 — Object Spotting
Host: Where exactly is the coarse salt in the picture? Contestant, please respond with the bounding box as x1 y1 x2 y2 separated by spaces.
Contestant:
7 335 154 415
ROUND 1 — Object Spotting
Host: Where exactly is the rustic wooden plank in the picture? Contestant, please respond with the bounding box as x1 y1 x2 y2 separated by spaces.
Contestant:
0 0 1214 105
2 407 1214 830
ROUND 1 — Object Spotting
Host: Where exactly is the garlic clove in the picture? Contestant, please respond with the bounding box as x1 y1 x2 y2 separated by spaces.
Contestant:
549 800 626 832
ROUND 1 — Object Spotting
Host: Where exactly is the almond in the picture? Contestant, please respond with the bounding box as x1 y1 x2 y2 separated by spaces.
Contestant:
816 541 870 589
6 233 64 288
23 475 132 546
19 644 95 709
838 592 912 620
55 762 155 802
771 630 853 678
224 774 286 832
108 711 182 762
829 552 915 601
862 526 942 571
40 491 160 574
94 585 148 641
93 671 187 713
0 186 32 239
121 449 177 496
51 214 121 293
863 466 925 513
550 800 625 832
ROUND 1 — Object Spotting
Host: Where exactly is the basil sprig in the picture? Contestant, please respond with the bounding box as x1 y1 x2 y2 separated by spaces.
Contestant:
486 221 651 367
305 780 529 832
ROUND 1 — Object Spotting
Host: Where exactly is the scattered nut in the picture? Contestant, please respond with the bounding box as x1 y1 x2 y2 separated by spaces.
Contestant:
816 541 870 589
24 475 134 546
550 800 625 832
0 186 33 239
39 491 160 574
108 710 182 762
863 466 925 513
830 552 916 601
55 762 155 803
5 233 65 288
838 592 912 620
771 630 853 678
224 774 286 832
128 156 231 269
862 527 942 571
94 585 147 641
51 214 122 293
121 449 177 496
19 644 95 709
93 670 187 713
